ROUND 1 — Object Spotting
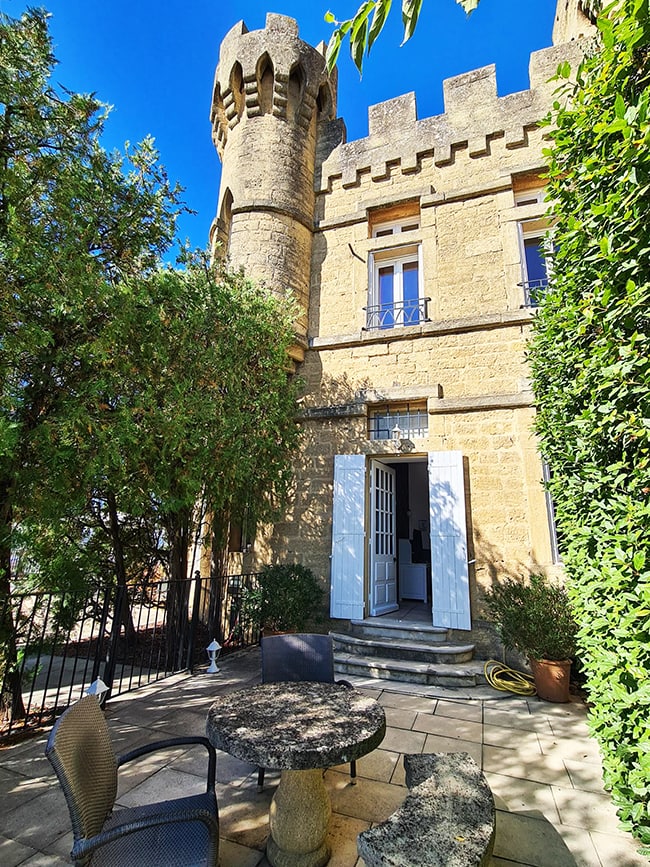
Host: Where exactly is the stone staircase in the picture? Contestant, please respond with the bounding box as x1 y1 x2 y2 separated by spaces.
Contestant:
331 619 486 688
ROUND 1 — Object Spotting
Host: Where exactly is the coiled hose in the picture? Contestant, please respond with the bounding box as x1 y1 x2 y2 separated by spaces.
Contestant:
484 659 536 696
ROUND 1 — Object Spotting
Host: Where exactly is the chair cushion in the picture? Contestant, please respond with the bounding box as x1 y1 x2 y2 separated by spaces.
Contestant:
87 792 218 867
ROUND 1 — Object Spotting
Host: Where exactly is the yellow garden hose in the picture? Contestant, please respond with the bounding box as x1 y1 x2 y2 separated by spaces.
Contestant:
484 659 537 696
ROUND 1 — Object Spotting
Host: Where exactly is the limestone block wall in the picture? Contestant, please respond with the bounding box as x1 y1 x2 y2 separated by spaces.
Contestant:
256 40 582 617
225 17 586 634
211 14 337 353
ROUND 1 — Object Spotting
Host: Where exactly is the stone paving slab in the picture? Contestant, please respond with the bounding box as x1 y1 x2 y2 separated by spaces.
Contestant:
0 646 646 867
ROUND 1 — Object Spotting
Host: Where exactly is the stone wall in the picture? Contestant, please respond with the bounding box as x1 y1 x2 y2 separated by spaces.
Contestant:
213 10 583 638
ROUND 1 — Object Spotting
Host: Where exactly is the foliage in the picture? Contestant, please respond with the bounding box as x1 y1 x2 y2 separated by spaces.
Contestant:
240 564 324 633
0 11 301 706
484 574 578 661
0 8 182 715
325 0 479 73
530 0 650 847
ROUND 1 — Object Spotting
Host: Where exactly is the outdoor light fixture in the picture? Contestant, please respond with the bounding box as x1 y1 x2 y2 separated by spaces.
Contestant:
207 639 222 674
391 423 414 453
86 678 109 700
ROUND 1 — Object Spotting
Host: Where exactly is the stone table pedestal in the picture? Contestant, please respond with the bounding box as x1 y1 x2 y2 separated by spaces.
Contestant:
206 681 386 867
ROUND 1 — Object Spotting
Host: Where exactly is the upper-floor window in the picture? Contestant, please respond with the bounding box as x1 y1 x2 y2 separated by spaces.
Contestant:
367 245 425 329
365 204 428 331
519 221 553 308
514 189 545 207
369 401 428 440
372 218 421 238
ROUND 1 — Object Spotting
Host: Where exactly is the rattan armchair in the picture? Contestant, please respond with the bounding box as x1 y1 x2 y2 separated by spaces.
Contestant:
45 694 219 866
257 632 356 790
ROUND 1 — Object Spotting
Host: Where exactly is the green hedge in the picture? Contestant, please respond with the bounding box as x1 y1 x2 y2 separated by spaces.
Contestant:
529 0 650 849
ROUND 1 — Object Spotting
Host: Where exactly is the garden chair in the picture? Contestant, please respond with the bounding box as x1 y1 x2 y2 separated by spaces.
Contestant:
257 632 356 790
45 694 219 866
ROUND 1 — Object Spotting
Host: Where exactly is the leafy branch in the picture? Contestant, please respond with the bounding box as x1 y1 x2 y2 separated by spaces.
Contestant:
325 0 480 73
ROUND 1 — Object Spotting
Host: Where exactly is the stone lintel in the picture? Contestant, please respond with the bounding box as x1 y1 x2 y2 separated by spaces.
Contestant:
300 403 366 421
428 392 534 415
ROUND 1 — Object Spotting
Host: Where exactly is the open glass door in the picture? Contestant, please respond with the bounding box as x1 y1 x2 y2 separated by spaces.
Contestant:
369 460 398 616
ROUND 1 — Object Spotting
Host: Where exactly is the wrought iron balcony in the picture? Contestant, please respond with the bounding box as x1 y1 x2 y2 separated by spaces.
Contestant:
520 278 548 308
364 297 431 331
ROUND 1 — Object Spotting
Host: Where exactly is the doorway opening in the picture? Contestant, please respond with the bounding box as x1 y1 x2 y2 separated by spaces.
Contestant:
329 451 470 630
368 457 431 618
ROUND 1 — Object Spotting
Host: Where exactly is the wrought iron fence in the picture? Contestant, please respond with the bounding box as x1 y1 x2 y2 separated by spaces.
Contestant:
0 572 260 741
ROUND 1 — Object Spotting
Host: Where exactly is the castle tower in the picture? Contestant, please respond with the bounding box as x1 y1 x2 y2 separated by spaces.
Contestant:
210 14 337 363
553 0 599 44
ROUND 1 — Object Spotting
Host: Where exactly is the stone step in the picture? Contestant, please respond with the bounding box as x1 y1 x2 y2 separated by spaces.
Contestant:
331 631 474 665
348 618 450 644
334 652 486 688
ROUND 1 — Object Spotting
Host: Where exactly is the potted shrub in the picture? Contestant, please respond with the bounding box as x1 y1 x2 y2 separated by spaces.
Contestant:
240 563 324 635
484 574 578 702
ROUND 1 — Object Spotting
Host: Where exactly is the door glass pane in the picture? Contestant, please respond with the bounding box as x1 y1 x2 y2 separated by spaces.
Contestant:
402 261 419 325
378 265 395 329
524 238 546 282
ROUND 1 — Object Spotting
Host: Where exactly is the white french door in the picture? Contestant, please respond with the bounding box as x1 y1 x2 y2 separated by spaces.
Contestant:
369 460 398 616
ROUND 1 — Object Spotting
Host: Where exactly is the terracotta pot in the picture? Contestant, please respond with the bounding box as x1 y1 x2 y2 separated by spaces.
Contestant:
529 658 571 703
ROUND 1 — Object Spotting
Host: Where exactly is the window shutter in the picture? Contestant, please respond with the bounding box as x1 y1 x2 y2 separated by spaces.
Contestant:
330 455 366 620
428 451 471 630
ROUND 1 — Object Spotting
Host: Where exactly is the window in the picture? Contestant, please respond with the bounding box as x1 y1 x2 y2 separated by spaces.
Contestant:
519 222 553 308
372 218 420 238
365 206 428 331
542 462 562 564
514 189 545 207
366 245 428 330
368 402 428 440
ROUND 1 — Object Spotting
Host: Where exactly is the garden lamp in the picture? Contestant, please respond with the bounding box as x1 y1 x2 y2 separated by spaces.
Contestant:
207 639 222 673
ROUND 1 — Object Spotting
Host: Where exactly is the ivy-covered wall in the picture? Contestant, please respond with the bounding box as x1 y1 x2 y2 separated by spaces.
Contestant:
530 0 650 849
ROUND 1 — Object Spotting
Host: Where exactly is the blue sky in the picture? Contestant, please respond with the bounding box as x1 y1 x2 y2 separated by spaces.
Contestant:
1 0 558 252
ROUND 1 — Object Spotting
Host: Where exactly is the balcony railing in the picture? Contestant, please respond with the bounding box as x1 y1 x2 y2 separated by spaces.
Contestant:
364 297 431 331
520 278 548 308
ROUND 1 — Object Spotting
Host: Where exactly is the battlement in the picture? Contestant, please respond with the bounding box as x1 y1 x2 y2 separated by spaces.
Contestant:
316 41 582 192
212 14 336 160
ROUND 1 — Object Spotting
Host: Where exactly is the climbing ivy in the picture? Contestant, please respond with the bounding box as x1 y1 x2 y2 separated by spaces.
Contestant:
530 0 650 849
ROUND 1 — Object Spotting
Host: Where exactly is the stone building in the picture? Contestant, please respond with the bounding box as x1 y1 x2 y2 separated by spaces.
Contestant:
208 3 595 650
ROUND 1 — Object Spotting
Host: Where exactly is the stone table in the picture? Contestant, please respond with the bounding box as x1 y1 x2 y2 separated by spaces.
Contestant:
206 680 386 867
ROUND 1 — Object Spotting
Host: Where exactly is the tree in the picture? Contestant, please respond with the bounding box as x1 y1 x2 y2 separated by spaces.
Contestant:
60 256 300 666
0 8 182 717
530 0 650 849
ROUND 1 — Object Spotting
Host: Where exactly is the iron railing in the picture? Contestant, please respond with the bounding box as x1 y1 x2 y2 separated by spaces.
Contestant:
0 571 260 741
520 278 548 308
364 297 431 331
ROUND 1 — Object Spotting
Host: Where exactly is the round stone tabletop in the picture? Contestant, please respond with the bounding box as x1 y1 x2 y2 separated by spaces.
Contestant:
206 681 386 770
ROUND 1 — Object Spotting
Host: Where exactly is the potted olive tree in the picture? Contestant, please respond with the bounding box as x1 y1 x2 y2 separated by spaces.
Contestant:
484 574 578 702
240 563 324 636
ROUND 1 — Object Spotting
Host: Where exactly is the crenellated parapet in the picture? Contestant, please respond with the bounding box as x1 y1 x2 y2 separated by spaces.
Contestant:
211 14 336 160
316 41 583 192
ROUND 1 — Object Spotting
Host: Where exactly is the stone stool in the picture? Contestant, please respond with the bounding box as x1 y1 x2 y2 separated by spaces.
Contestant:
357 752 495 866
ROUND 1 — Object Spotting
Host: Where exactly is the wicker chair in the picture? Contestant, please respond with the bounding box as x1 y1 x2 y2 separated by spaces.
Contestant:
257 632 356 790
45 694 219 866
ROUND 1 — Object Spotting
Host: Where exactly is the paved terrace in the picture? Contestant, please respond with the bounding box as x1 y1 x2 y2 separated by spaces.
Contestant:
0 647 646 867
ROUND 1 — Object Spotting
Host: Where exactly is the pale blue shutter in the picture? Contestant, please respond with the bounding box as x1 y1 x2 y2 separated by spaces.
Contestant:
330 455 366 620
428 451 471 630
